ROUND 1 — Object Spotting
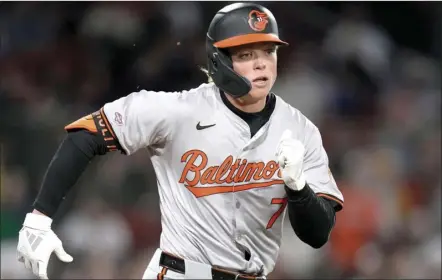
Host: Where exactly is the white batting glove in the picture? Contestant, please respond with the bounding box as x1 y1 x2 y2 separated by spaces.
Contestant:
17 213 73 279
276 129 306 191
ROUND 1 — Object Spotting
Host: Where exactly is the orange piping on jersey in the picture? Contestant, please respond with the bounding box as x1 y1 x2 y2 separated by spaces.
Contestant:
186 180 285 198
157 267 168 280
317 193 344 210
64 114 97 133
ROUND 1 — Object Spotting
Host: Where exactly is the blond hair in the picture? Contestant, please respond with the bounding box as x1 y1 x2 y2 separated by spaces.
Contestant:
199 66 213 83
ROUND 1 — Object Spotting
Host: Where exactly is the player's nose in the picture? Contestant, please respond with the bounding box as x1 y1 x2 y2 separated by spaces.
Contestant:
254 57 266 70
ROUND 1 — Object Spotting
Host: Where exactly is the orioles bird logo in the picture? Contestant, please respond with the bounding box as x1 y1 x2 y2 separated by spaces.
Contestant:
248 10 269 32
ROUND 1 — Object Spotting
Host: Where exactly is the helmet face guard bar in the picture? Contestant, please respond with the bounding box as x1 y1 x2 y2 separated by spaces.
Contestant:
206 35 252 98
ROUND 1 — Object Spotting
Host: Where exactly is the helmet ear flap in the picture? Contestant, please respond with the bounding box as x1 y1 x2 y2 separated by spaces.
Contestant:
206 37 251 98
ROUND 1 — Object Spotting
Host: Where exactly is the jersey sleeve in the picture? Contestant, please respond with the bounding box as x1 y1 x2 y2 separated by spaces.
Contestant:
64 109 121 153
303 122 344 211
101 90 184 155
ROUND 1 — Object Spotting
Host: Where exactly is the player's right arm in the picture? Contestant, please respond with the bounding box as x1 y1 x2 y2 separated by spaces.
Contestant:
17 89 185 279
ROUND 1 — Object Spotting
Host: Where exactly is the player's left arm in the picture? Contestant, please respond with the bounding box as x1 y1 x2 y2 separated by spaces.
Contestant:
277 126 343 249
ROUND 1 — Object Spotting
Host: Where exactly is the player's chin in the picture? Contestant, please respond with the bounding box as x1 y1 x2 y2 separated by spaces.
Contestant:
249 85 271 99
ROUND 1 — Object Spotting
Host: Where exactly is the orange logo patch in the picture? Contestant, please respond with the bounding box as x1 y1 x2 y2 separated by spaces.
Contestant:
179 150 283 198
248 10 269 32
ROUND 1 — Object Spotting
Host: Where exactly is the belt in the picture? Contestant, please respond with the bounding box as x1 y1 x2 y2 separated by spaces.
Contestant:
159 251 264 280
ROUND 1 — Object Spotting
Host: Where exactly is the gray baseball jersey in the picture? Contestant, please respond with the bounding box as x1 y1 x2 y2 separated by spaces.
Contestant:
102 83 344 275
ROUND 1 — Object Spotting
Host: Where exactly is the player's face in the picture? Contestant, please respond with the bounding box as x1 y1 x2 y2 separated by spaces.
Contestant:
229 42 278 100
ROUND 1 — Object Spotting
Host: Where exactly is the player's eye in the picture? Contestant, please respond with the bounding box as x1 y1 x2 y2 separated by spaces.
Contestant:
266 47 276 54
239 52 252 59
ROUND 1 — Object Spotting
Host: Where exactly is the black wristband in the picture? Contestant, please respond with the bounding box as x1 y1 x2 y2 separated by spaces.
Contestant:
285 183 314 202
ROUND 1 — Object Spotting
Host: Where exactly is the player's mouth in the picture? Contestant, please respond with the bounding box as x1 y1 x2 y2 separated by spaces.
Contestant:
252 76 269 88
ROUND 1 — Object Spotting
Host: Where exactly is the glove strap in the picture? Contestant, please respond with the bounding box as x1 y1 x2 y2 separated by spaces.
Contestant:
23 213 52 231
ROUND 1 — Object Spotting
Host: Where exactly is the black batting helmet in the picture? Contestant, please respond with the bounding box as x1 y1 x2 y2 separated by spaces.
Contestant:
206 2 288 98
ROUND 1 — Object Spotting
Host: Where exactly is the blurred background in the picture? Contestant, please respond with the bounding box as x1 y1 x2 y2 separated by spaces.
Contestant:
0 1 440 279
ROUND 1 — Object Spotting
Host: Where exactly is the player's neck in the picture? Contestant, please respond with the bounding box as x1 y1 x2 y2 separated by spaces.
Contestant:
224 93 267 113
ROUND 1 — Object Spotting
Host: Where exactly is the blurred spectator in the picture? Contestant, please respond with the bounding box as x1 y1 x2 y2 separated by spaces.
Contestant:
273 42 336 123
58 197 132 256
323 3 393 83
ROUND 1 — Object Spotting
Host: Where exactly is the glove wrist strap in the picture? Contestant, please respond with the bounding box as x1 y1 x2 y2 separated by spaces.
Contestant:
23 213 52 231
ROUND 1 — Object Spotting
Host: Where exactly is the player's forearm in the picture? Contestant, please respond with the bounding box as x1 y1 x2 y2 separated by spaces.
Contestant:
33 130 106 217
285 184 336 249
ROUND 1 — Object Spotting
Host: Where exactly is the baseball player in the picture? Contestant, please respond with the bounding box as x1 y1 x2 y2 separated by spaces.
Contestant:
17 3 344 280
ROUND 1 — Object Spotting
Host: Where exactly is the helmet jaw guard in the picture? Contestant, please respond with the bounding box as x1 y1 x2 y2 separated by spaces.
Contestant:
206 36 251 98
205 3 288 98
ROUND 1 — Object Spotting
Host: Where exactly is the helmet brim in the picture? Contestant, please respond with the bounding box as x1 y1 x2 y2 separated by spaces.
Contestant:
213 33 288 48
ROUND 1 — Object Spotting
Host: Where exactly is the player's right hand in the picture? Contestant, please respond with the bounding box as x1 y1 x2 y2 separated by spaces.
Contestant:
17 212 73 279
276 129 306 191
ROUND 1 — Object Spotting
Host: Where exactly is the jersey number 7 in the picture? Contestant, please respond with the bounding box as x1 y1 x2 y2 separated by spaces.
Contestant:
266 197 288 229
